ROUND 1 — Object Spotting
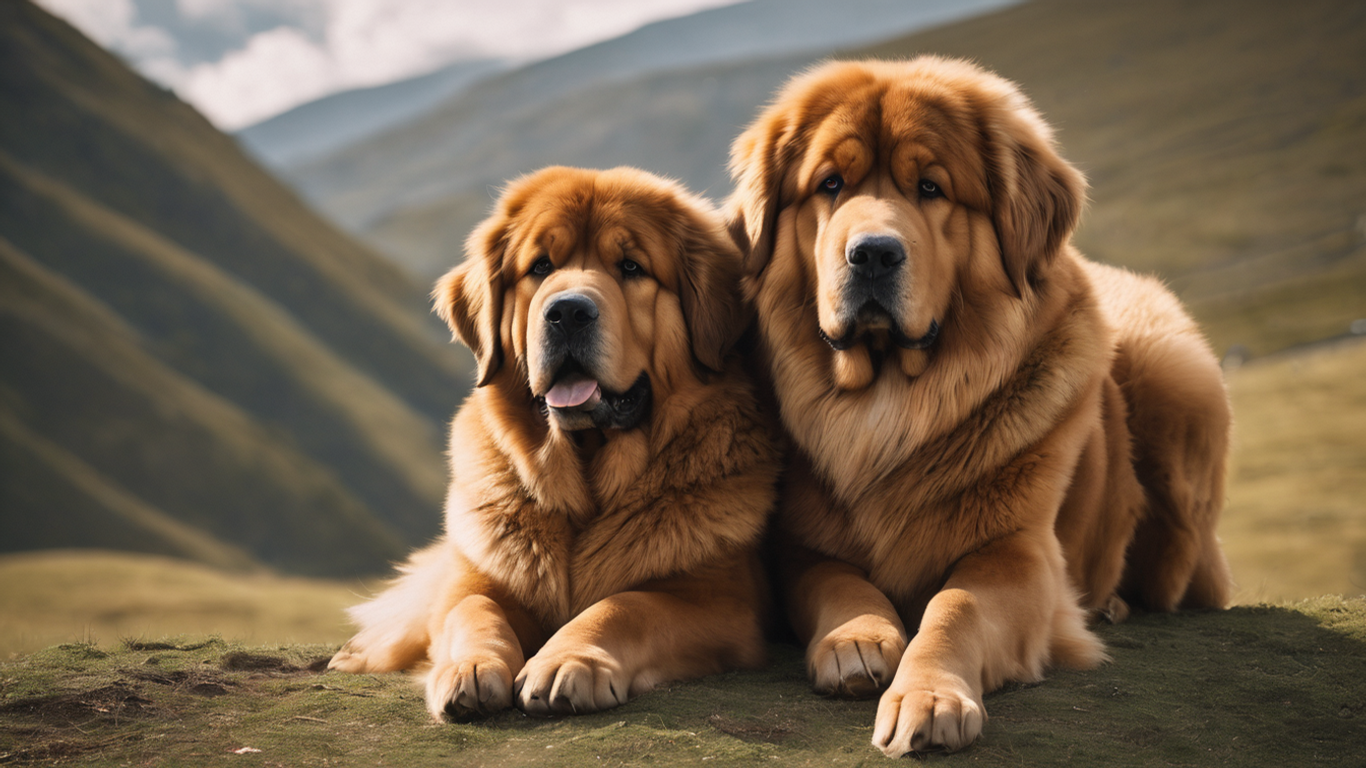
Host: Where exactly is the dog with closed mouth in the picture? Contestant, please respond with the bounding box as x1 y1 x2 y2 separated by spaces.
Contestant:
329 166 780 721
727 57 1233 755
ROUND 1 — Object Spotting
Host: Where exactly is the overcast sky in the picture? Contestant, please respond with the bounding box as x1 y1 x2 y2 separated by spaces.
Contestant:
35 0 743 130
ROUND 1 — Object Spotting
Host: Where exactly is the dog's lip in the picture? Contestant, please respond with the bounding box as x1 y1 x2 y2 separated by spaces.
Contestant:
543 373 602 410
855 300 895 329
818 324 858 351
819 313 940 352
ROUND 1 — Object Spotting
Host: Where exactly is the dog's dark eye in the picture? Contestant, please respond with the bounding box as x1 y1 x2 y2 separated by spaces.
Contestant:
918 179 942 199
620 258 644 278
531 256 554 276
820 174 843 196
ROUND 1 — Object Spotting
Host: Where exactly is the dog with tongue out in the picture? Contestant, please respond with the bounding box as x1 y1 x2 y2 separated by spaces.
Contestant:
329 166 781 724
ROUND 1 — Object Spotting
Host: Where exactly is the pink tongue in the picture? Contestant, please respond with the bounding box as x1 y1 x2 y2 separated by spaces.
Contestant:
545 378 600 409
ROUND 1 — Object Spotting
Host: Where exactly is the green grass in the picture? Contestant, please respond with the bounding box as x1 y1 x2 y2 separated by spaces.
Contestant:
1 598 1363 766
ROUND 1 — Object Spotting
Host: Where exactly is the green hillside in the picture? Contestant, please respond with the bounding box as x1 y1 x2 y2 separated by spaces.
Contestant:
0 1 473 575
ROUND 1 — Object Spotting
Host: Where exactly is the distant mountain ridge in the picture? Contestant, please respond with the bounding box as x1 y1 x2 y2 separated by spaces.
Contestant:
236 57 508 170
280 0 1020 278
0 1 474 576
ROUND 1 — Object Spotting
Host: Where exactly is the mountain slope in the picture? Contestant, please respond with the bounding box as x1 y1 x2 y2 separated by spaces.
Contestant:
0 235 406 575
0 1 472 575
1 1 469 423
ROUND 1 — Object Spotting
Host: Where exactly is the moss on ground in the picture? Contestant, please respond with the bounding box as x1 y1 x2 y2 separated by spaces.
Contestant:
2 598 1363 766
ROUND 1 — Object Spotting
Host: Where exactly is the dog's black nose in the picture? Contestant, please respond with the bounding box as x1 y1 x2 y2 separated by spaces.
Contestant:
846 235 905 280
544 293 599 337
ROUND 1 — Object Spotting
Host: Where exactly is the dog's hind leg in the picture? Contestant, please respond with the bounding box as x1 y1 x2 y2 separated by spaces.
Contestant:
1181 528 1234 609
1081 261 1234 612
1116 334 1233 612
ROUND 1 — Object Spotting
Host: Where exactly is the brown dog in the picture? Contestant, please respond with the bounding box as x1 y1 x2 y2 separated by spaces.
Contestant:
726 57 1233 755
329 166 780 721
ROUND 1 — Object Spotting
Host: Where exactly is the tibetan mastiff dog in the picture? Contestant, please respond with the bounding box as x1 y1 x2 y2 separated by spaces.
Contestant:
726 57 1233 755
330 166 780 721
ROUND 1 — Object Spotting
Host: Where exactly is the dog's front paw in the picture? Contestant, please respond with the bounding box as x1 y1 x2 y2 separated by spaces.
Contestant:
871 671 984 756
425 654 514 721
808 614 906 698
515 645 629 716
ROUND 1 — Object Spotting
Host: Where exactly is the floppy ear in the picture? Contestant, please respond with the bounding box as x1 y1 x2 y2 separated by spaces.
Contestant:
726 112 788 278
986 97 1088 295
433 215 506 387
678 219 748 372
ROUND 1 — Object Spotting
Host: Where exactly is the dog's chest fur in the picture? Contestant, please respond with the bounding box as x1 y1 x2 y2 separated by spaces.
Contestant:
777 270 1112 611
447 377 778 629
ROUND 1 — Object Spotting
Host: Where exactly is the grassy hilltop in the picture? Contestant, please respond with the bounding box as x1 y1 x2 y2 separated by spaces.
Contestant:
2 597 1364 766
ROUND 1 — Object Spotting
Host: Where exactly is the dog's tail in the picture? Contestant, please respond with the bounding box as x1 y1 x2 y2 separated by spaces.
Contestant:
329 539 455 673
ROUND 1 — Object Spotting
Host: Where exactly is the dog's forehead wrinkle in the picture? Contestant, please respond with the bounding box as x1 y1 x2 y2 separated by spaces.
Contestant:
595 225 633 259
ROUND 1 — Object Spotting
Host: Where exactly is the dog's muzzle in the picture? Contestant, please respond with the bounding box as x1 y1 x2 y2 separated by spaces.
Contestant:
822 234 938 352
535 292 651 431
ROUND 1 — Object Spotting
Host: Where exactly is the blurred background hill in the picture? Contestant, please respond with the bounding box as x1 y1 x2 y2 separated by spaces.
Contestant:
1 0 1362 655
0 0 472 579
235 56 509 170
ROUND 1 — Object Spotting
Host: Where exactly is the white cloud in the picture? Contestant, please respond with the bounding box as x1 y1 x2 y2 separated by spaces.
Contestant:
178 26 335 128
36 0 742 130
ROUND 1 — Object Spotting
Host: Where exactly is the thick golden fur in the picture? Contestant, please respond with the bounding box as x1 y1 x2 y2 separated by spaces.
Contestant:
727 57 1232 755
330 167 780 721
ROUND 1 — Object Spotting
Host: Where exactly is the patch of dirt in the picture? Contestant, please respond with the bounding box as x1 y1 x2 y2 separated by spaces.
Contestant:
129 666 235 697
217 651 331 676
188 682 229 697
0 732 144 765
0 683 153 726
706 712 799 744
219 652 303 673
